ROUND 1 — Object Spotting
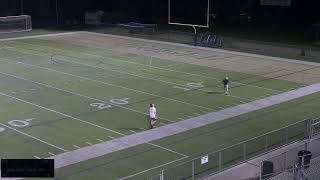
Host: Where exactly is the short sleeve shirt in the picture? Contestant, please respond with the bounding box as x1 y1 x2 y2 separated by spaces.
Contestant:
149 107 157 118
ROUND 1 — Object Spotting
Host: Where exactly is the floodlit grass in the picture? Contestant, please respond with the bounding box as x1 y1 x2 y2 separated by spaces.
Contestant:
43 92 320 180
0 36 317 179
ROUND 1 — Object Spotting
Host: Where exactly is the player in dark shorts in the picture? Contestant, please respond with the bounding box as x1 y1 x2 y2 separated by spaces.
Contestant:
223 77 229 95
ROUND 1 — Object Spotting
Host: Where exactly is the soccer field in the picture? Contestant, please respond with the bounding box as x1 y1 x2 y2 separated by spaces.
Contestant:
0 32 319 179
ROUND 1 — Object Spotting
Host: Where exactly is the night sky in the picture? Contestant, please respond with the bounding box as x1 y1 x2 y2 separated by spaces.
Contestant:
0 0 319 26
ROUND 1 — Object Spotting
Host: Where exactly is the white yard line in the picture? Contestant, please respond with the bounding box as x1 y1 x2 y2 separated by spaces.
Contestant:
0 46 15 50
1 51 214 114
86 142 93 146
0 91 124 136
96 139 104 142
11 40 281 94
48 152 55 156
4 32 320 179
50 55 254 102
228 94 252 102
200 110 209 113
0 69 174 123
157 63 181 69
129 130 137 133
7 35 317 98
73 145 81 149
42 82 320 178
33 156 41 159
1 31 318 179
118 157 188 180
146 143 188 158
0 122 67 152
0 87 187 162
85 31 320 67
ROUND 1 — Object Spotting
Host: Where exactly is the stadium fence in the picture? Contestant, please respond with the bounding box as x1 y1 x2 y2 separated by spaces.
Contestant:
146 118 319 180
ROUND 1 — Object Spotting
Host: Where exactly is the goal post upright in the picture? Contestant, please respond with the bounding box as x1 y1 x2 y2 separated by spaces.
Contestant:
168 0 210 35
25 15 28 31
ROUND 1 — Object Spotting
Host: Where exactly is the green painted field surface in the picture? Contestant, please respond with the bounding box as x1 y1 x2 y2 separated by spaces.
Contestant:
0 36 317 179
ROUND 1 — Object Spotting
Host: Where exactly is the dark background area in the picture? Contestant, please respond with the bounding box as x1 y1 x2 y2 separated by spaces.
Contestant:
0 0 319 26
0 0 319 43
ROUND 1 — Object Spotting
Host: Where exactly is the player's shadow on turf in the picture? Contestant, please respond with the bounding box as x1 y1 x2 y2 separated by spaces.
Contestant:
206 91 222 94
120 127 145 131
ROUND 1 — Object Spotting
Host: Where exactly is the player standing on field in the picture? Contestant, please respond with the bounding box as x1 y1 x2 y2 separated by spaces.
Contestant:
223 77 229 95
148 104 157 129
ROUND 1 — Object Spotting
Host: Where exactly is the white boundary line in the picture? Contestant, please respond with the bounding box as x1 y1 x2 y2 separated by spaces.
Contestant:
0 86 187 158
1 31 316 178
15 34 284 93
2 31 320 68
0 31 80 42
118 157 187 180
0 68 174 123
129 130 136 133
84 31 320 67
0 91 124 136
1 47 213 111
10 40 282 93
7 40 273 102
52 54 253 102
65 82 320 179
146 143 188 158
5 83 317 180
0 122 67 151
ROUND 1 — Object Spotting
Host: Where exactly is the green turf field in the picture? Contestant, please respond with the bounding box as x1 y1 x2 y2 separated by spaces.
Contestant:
0 33 318 179
30 92 320 180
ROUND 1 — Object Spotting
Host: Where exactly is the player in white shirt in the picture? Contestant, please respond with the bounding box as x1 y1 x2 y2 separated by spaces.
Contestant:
149 104 157 129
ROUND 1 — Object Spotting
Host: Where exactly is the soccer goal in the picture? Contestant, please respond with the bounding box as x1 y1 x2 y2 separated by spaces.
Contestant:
0 15 32 34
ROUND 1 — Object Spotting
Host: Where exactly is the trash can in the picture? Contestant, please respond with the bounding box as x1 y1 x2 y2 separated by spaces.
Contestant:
261 161 273 179
298 150 312 169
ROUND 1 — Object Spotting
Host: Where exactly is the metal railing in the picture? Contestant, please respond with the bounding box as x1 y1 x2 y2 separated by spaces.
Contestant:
146 119 311 180
259 117 320 180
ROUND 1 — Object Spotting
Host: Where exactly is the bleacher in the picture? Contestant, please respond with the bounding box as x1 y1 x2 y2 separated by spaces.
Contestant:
195 33 224 48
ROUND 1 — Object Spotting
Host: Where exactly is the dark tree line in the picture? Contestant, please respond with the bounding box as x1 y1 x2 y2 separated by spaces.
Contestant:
0 0 319 26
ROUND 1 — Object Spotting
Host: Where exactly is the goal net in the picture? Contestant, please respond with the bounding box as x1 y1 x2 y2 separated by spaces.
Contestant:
0 15 32 34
